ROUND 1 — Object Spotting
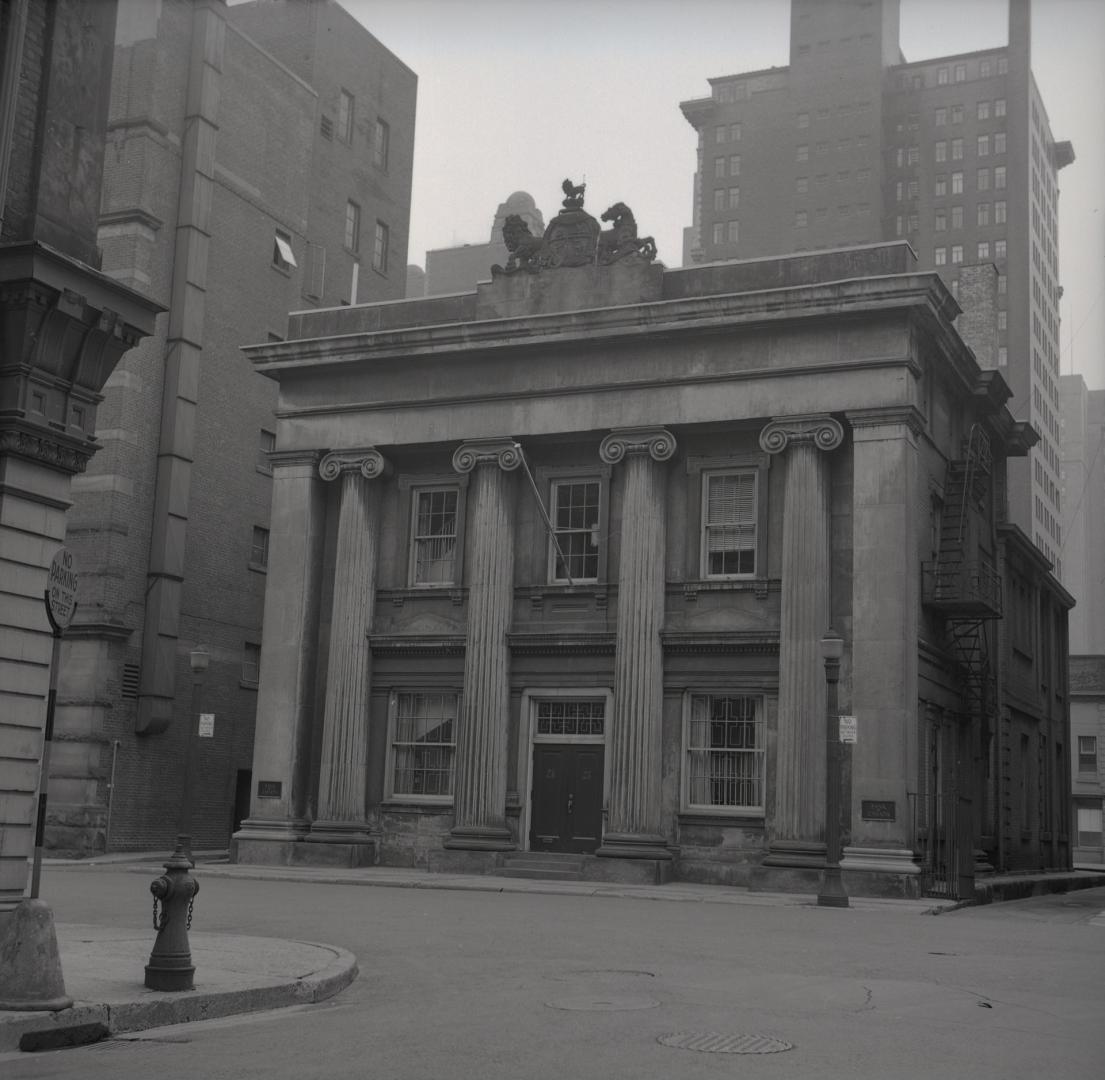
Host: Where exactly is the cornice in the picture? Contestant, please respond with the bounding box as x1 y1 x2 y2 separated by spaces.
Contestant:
369 635 466 658
0 423 95 474
506 632 616 657
660 631 780 655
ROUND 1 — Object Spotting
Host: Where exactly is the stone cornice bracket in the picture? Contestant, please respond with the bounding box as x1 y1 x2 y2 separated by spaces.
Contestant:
318 448 390 482
452 437 522 474
758 415 844 456
599 427 677 465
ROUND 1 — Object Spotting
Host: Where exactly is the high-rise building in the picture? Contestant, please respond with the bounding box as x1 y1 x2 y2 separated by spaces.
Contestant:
47 0 416 856
680 0 1072 568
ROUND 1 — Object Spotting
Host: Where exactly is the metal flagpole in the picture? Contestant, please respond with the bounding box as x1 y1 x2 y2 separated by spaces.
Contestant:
513 442 575 586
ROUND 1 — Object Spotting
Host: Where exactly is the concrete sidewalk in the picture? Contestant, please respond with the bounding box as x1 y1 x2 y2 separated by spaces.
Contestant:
0 923 356 1053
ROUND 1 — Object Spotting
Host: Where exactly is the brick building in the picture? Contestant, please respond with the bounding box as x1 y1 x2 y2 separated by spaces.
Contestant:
233 182 1071 899
48 0 416 855
0 0 158 907
680 0 1072 577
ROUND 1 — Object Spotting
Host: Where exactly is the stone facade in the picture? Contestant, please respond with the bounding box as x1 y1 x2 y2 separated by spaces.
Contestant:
234 228 1071 897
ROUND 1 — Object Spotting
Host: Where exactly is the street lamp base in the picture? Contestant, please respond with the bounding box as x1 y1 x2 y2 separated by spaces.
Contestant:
817 866 850 908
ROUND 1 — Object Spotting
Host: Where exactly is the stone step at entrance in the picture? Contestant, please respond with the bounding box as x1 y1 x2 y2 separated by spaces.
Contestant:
497 852 586 881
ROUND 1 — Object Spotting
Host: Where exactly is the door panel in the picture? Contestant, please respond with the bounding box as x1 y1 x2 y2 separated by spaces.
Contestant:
530 744 604 854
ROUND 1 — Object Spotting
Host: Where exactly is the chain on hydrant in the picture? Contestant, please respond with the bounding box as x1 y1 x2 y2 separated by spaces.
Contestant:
144 834 200 991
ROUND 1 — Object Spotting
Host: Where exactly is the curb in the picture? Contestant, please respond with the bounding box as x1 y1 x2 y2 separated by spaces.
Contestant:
0 940 357 1054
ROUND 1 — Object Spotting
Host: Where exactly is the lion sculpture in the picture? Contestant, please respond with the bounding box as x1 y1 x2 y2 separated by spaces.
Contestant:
491 214 548 275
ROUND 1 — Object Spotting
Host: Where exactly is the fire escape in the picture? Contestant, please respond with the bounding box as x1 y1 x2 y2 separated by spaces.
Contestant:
920 424 1001 897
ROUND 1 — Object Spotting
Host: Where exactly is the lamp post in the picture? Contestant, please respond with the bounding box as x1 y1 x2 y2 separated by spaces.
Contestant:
180 644 209 860
817 627 849 908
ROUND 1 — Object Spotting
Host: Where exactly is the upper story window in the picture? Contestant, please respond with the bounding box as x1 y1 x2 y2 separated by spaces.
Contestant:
549 478 601 584
978 134 990 157
995 98 1006 117
728 187 740 209
729 154 741 176
796 145 809 163
994 132 1006 155
951 138 963 160
951 104 964 124
797 111 809 128
272 229 296 273
934 246 947 265
373 117 390 171
954 63 967 83
250 526 270 569
702 469 757 578
980 59 992 77
935 107 947 126
241 642 261 686
338 89 354 143
714 156 726 178
978 101 991 121
410 487 459 586
951 171 964 194
730 123 741 142
373 220 389 273
1078 735 1098 773
684 694 765 814
715 125 726 144
995 165 1007 189
257 428 276 473
935 141 947 162
998 57 1008 75
713 188 725 212
344 200 361 253
937 66 949 85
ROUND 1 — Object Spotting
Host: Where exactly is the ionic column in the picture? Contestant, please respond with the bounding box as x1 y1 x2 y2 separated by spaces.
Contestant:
308 449 388 848
759 415 843 866
445 438 521 850
597 427 676 860
235 451 325 861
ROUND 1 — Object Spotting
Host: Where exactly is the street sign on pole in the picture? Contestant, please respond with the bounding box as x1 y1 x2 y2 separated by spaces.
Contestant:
198 713 215 738
838 715 858 744
46 546 78 631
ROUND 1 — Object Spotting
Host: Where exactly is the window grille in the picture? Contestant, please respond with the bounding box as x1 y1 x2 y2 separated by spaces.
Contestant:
686 695 764 811
391 693 456 798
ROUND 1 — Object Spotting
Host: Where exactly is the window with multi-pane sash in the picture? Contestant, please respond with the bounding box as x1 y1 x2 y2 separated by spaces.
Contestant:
388 692 457 801
410 487 459 586
702 470 757 578
685 694 765 812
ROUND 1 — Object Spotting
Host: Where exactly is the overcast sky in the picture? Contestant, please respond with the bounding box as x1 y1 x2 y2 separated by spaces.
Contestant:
345 0 1103 391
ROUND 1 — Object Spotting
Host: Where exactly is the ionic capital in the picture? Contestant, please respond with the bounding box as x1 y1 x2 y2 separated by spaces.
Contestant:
599 427 676 466
758 415 844 456
452 437 522 475
318 448 389 481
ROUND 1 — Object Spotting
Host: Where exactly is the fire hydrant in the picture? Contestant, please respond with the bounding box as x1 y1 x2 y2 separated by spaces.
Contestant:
144 836 200 991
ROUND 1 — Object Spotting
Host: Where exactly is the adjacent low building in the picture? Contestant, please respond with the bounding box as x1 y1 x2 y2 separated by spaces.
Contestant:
234 186 1071 898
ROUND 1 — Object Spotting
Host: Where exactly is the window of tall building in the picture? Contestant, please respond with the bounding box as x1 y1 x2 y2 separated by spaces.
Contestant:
994 132 1006 155
950 278 959 299
998 310 1007 331
795 210 808 228
730 123 742 141
995 200 1007 223
978 134 990 157
796 177 808 194
951 205 964 229
338 89 354 143
908 212 918 232
952 172 964 194
344 200 360 253
954 63 966 83
816 141 829 156
977 202 990 227
951 245 963 264
727 220 740 243
995 97 1006 117
935 141 947 162
373 118 390 171
998 345 1007 365
796 145 809 163
998 274 1007 294
935 210 947 232
715 125 726 144
998 57 1008 75
715 157 726 178
935 176 947 197
951 104 964 124
995 165 1007 189
934 247 947 265
977 167 990 191
980 58 992 78
935 107 947 126
856 167 870 181
951 138 963 160
978 101 991 121
729 187 740 209
895 148 904 168
937 66 949 85
907 179 918 198
372 220 389 273
895 215 903 236
907 146 919 164
895 180 903 202
797 112 809 128
978 241 990 260
995 239 1007 259
730 155 741 176
713 189 725 211
712 222 724 245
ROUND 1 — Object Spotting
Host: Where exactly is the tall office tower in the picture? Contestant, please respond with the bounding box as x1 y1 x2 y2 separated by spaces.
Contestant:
681 0 1072 566
48 0 416 856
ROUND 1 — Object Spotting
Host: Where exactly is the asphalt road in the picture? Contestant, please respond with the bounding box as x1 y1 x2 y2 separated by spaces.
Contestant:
5 868 1104 1080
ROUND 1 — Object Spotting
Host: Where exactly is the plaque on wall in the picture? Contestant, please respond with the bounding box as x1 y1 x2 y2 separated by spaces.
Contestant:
257 780 282 799
861 799 896 821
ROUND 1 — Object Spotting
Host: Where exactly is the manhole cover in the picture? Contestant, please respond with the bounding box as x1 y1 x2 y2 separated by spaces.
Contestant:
545 994 660 1012
658 1032 794 1054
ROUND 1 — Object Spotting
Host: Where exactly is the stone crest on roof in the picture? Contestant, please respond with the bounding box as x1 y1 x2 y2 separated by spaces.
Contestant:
491 179 657 276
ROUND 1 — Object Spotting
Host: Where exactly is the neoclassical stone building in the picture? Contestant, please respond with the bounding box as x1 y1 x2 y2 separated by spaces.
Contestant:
234 193 1069 897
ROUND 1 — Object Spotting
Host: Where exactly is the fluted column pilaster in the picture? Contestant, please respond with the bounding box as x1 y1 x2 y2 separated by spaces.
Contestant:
445 438 521 850
597 427 676 860
309 448 388 845
759 415 843 866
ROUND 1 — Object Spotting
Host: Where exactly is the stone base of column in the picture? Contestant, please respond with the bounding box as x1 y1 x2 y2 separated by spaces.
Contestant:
762 838 826 868
596 832 672 861
232 817 311 865
840 845 922 875
444 824 516 852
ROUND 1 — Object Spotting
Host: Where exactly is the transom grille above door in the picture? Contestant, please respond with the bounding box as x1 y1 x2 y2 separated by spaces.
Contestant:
536 700 605 737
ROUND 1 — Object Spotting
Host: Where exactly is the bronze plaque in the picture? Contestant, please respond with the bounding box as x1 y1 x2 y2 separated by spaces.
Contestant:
860 799 895 821
256 780 282 799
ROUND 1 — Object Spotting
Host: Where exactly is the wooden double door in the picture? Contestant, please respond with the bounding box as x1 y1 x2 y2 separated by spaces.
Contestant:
530 744 604 853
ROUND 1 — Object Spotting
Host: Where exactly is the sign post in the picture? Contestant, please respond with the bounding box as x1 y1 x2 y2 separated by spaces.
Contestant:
32 548 79 898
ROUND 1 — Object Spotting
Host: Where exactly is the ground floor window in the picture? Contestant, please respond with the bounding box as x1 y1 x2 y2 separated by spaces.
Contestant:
684 694 765 813
388 692 457 801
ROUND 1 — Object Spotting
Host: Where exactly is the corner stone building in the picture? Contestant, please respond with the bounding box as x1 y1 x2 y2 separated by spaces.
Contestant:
235 224 1069 897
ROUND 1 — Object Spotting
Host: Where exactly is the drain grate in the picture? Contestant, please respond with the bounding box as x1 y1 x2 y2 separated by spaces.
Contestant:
658 1032 794 1054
